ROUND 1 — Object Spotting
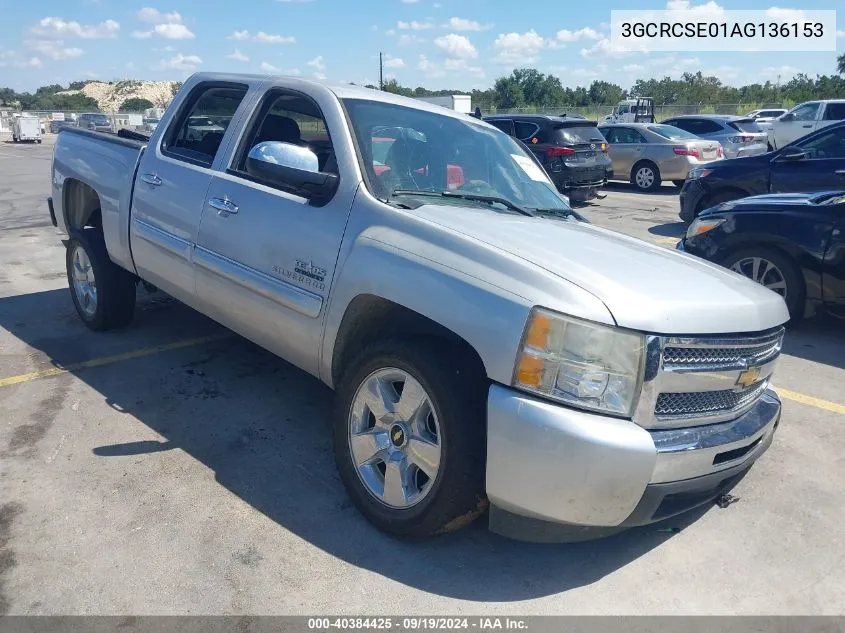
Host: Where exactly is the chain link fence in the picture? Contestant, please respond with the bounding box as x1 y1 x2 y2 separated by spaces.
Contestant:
482 103 787 121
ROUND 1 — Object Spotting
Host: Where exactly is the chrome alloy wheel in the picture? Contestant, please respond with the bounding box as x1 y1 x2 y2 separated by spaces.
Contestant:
71 244 97 317
348 368 442 509
635 166 655 189
730 256 787 299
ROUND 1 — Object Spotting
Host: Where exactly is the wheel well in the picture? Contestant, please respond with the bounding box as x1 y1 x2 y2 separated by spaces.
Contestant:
64 179 102 232
331 295 488 388
631 159 660 178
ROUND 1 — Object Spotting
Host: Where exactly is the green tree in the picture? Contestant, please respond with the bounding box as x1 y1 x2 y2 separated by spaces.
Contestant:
587 80 624 105
493 76 525 109
119 97 155 112
838 53 845 75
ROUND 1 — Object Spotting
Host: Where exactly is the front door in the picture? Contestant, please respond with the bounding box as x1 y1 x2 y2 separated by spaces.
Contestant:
770 126 845 193
130 81 251 302
773 102 820 148
603 127 644 180
823 212 845 319
194 88 352 376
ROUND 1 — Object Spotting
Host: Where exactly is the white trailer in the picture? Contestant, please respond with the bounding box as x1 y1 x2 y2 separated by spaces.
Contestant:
416 94 472 115
12 115 42 143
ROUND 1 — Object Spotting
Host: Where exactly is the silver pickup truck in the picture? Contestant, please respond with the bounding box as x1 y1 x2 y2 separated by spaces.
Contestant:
48 72 789 542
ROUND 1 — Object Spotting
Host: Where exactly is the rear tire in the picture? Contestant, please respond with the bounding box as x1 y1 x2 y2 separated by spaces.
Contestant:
333 339 488 538
632 161 662 191
722 246 805 320
66 227 137 331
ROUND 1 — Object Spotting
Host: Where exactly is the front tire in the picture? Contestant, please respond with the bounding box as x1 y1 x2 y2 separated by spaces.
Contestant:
632 162 661 191
66 228 137 331
722 247 805 319
333 339 487 538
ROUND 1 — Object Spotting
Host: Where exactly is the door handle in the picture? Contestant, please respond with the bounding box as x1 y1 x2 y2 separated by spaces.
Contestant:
140 173 162 186
802 124 813 128
836 170 845 177
208 197 239 216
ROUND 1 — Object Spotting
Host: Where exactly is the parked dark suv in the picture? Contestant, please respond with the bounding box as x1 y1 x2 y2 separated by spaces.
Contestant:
484 114 612 202
78 113 114 133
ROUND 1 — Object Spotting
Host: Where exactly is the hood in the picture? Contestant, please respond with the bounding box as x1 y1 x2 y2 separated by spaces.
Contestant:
702 191 845 216
410 204 789 335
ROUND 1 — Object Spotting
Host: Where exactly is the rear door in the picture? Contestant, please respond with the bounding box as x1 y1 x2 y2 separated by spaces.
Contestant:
819 103 845 132
823 206 845 318
600 127 640 179
770 125 845 193
130 80 253 303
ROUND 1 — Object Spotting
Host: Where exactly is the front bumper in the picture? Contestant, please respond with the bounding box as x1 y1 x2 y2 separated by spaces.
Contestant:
678 179 707 223
486 384 781 542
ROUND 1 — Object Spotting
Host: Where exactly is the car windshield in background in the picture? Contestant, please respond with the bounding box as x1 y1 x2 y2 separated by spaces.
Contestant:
728 119 764 133
92 115 110 124
648 124 699 140
553 124 605 145
342 98 571 214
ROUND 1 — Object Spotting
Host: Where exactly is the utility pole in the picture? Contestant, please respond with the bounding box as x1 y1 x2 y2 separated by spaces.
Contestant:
379 52 384 91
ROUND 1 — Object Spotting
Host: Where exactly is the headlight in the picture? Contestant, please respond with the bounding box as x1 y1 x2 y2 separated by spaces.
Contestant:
688 167 713 180
686 217 726 238
513 309 645 417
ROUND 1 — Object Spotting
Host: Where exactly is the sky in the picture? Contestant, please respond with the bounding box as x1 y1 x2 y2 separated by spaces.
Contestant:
0 0 844 93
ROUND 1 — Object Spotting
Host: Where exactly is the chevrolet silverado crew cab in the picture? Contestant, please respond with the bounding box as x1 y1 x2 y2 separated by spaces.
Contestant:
48 73 789 542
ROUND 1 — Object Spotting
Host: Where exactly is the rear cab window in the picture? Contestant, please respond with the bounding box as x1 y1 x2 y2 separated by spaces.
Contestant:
822 103 845 121
162 83 248 167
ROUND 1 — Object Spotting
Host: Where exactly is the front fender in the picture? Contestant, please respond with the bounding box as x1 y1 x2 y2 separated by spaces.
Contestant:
319 218 615 388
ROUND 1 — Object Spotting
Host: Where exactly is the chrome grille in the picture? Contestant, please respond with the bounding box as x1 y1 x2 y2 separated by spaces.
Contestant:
662 329 784 370
634 327 786 429
655 381 768 418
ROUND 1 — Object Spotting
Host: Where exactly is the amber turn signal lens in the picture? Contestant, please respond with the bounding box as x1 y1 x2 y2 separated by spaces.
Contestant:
524 313 551 349
516 355 545 387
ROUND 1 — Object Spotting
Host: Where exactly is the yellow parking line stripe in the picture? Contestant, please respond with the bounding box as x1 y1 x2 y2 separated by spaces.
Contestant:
651 236 681 245
776 387 845 415
0 334 230 389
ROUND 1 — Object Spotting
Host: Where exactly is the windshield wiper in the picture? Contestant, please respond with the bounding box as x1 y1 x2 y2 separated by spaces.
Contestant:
531 207 576 218
391 189 534 217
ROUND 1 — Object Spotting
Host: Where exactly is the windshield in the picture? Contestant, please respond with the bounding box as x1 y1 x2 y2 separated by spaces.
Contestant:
92 114 109 124
342 98 572 213
648 124 698 140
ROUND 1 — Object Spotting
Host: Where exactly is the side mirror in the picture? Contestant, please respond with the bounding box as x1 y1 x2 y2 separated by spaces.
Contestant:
778 147 807 162
780 113 794 122
245 141 339 205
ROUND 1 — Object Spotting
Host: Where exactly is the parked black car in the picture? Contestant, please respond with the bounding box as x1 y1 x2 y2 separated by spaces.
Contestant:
679 120 845 223
483 114 612 202
678 191 845 320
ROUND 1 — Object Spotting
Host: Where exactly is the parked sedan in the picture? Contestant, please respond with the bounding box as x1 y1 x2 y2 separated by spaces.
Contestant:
661 115 768 159
678 191 845 320
598 122 723 191
679 120 845 222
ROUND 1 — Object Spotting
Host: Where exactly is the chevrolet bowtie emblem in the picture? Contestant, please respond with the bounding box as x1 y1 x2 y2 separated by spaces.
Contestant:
393 430 402 442
736 366 762 389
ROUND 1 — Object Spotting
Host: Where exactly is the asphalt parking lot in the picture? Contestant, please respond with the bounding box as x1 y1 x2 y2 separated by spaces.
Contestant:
1 134 844 616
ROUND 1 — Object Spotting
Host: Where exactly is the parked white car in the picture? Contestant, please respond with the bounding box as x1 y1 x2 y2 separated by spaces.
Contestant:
744 108 787 132
767 100 845 150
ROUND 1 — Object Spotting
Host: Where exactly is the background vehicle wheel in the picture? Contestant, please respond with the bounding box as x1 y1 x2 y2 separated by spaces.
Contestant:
333 339 487 538
66 227 137 331
673 180 686 188
632 162 662 191
722 247 805 319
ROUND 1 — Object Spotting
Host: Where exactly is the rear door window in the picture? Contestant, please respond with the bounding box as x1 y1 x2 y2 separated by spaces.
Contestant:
487 119 515 135
648 124 698 140
514 121 540 141
163 83 248 167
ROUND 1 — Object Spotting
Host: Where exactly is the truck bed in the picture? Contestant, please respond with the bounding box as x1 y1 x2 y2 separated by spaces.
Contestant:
51 126 147 274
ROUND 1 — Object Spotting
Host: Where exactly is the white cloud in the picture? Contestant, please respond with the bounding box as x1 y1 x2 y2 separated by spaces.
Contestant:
25 39 84 60
227 49 249 62
553 27 601 44
157 53 202 70
31 16 120 39
397 34 424 46
434 33 477 58
398 20 435 30
383 55 405 68
313 72 327 80
760 64 801 80
417 54 445 77
443 17 491 31
622 63 646 72
665 0 725 16
0 51 43 68
260 61 301 74
228 30 295 43
136 8 182 24
307 55 326 71
132 31 153 39
151 23 195 39
493 30 545 64
579 37 634 58
444 58 484 76
765 7 808 23
260 61 280 72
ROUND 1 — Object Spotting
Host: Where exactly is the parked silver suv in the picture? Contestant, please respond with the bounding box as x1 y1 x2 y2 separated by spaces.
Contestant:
661 115 768 158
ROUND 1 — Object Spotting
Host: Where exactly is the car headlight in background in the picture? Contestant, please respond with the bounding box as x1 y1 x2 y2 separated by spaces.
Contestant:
686 217 726 238
688 167 713 180
513 309 645 417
